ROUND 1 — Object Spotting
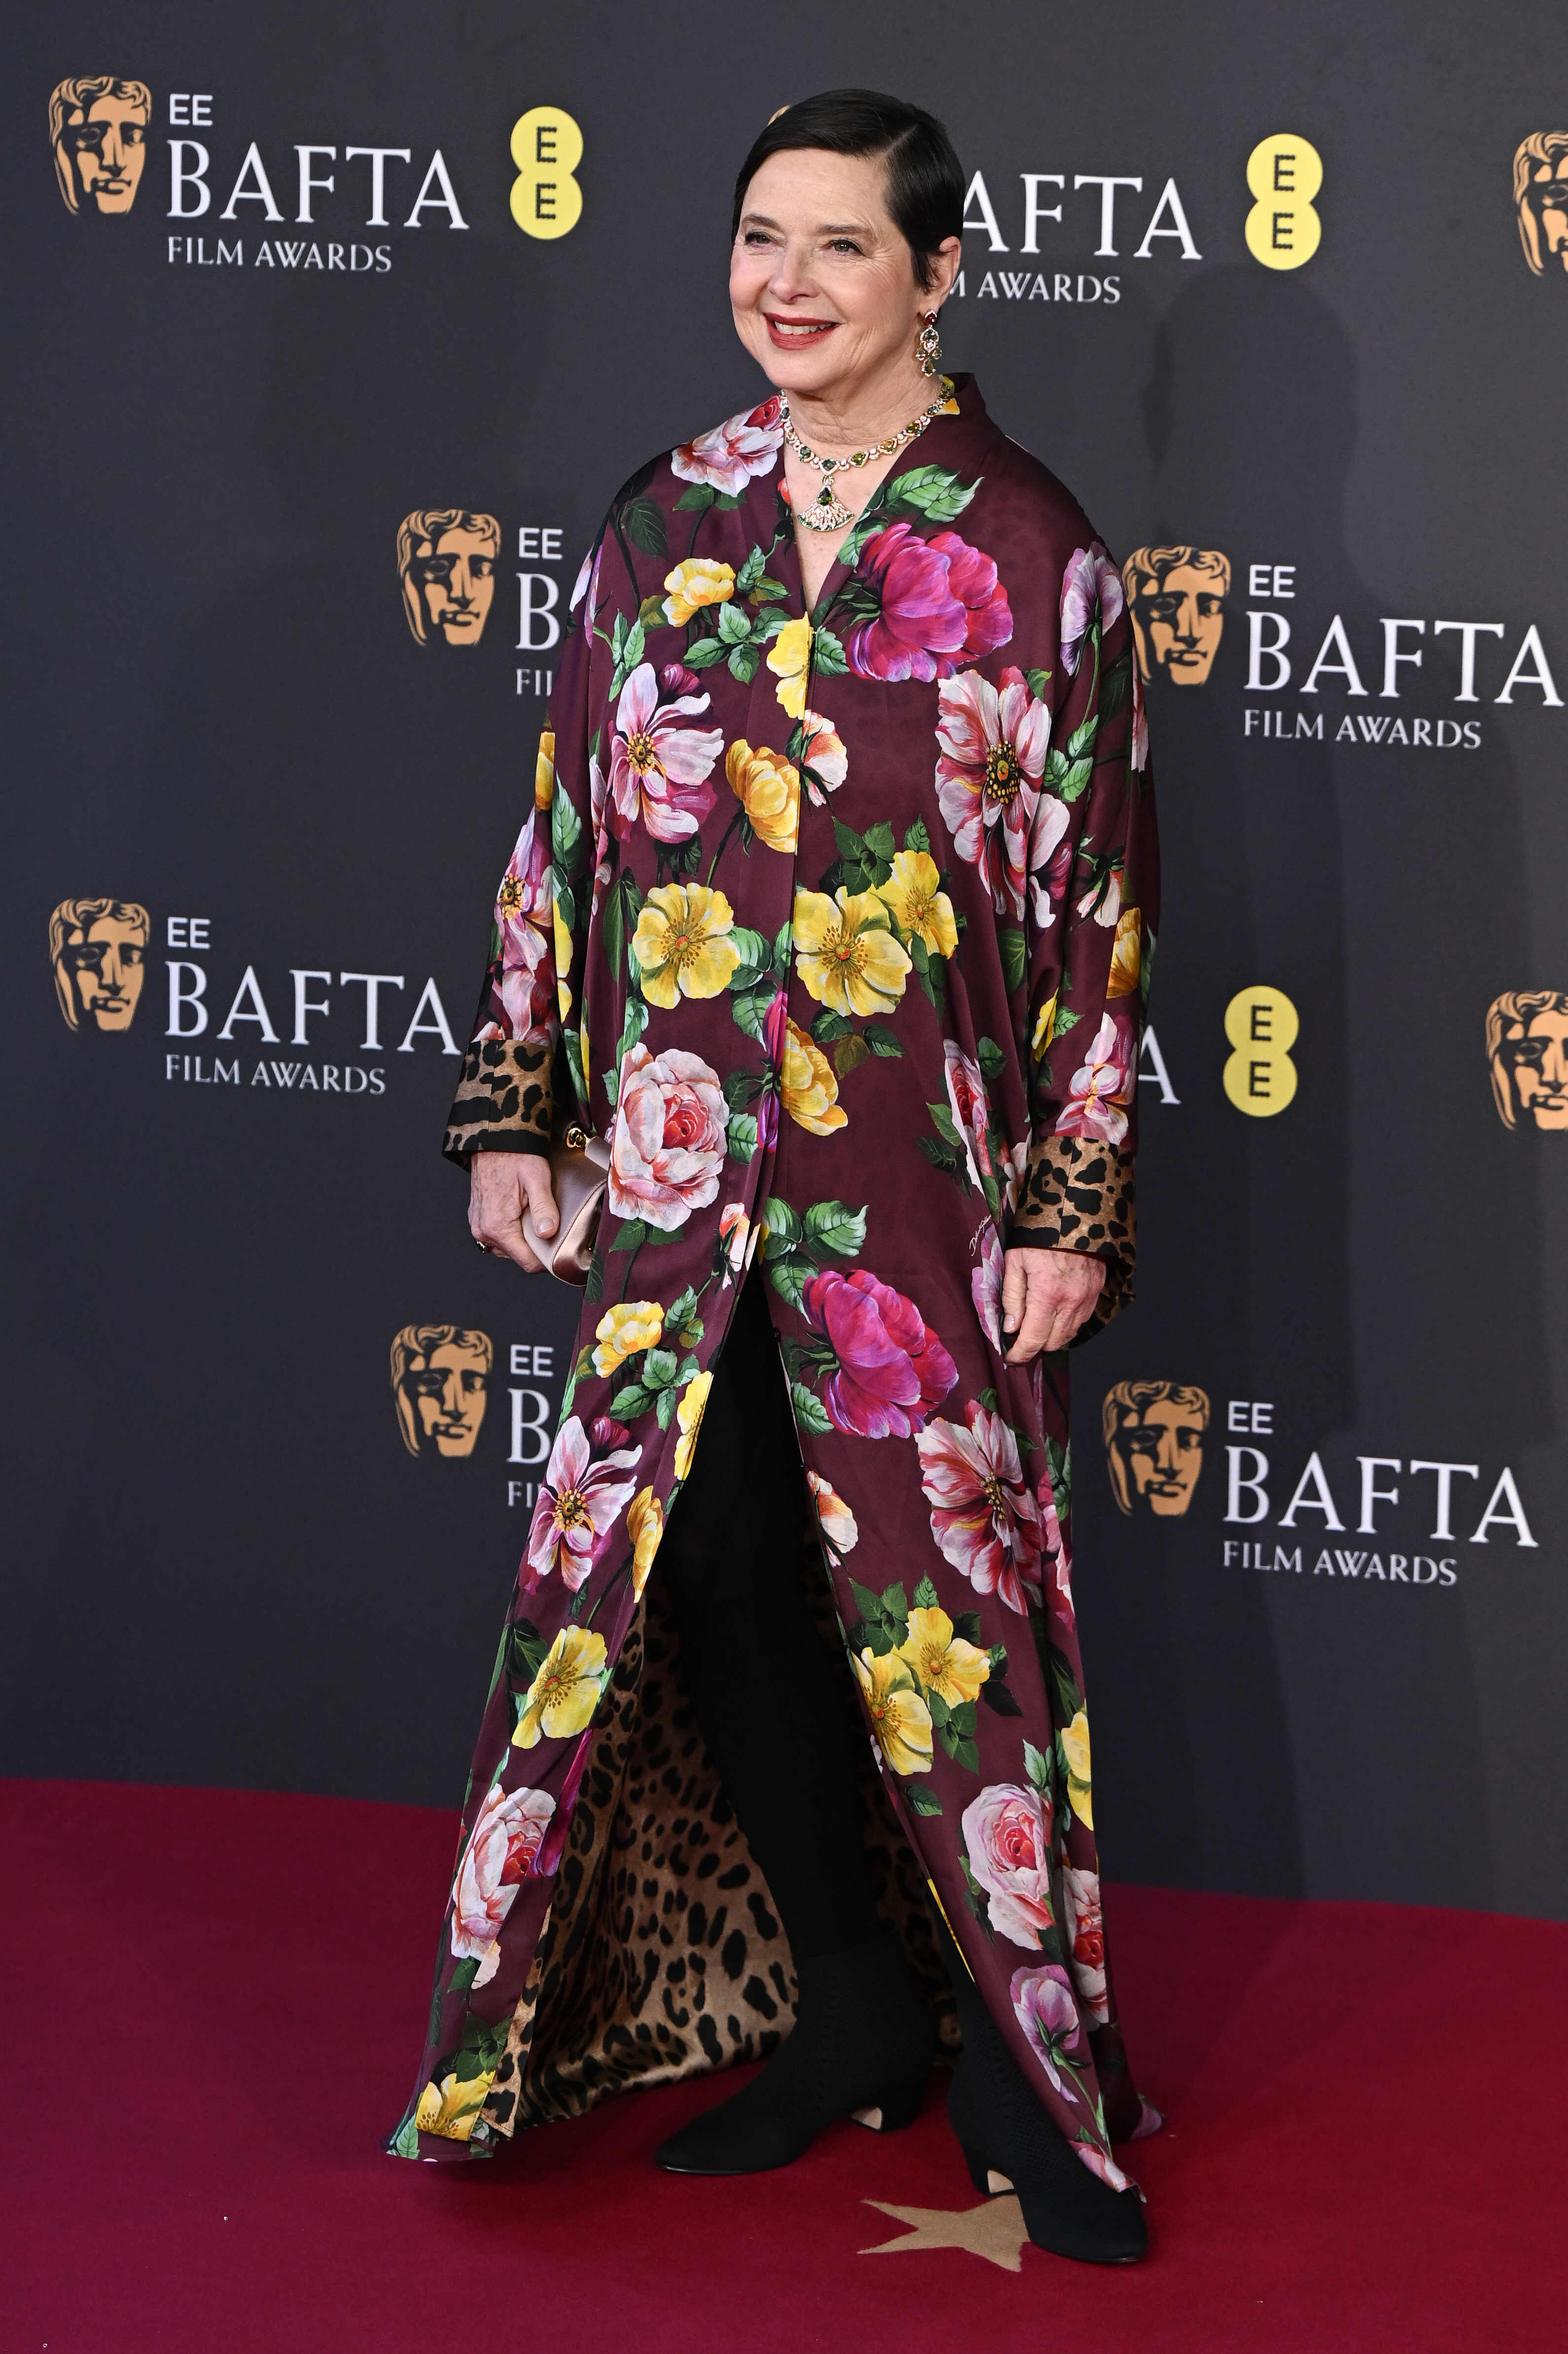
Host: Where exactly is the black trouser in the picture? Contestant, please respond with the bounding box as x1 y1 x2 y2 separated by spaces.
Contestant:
657 1272 881 1963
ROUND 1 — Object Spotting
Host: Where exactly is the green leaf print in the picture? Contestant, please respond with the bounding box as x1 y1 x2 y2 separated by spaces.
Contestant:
717 601 751 645
902 817 931 855
812 625 848 676
673 483 716 514
802 1199 868 1257
771 919 793 975
727 641 761 684
1023 1740 1053 1794
912 1574 941 1611
883 463 978 524
999 928 1027 994
862 820 896 861
790 1381 832 1435
1066 712 1099 761
833 1032 871 1078
684 634 726 669
977 1036 1007 1082
906 1787 945 1817
1025 667 1054 703
1099 649 1131 720
810 1009 851 1045
727 1111 758 1162
728 927 772 987
862 1022 903 1059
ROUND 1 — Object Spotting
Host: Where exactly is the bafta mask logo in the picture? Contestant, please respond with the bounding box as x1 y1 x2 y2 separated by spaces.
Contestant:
50 897 149 1031
50 78 150 217
392 1324 494 1458
397 510 500 648
1487 992 1568 1132
1103 1381 1211 1518
1123 546 1231 686
1514 133 1568 277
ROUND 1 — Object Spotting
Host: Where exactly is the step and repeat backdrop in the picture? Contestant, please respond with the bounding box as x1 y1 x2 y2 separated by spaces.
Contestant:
6 3 1566 1919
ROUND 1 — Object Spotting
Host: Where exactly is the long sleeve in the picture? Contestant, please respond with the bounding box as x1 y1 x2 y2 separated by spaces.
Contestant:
1009 545 1156 1339
441 604 596 1164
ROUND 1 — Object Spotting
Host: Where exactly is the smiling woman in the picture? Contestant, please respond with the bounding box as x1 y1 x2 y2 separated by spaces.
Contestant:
400 88 1160 2272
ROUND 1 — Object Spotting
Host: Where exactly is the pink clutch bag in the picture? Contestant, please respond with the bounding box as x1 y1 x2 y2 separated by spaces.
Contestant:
523 1124 611 1284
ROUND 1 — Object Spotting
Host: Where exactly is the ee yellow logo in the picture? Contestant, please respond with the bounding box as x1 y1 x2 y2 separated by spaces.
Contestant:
1245 134 1322 270
1224 985 1299 1115
511 105 582 239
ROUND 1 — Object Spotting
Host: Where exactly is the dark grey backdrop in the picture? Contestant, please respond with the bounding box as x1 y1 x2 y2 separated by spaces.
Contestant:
6 2 1565 1921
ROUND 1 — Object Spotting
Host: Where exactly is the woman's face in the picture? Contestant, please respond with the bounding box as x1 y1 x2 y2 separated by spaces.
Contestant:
729 147 955 401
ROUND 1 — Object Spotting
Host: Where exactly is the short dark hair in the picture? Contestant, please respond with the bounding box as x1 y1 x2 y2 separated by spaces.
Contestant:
732 89 964 291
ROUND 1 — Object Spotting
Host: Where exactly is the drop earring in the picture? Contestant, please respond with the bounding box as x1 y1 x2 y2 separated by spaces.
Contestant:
916 311 942 376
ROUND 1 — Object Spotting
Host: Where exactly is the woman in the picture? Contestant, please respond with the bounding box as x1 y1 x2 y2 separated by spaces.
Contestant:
392 90 1159 2267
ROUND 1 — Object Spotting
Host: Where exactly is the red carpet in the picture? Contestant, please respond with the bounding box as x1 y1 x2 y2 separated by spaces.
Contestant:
6 1780 1564 2352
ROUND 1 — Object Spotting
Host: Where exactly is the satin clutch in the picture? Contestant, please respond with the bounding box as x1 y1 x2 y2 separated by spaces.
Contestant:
522 1122 611 1284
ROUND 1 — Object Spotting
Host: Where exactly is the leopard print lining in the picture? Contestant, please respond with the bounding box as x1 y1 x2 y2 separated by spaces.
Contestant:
1010 1135 1135 1339
474 1546 956 2143
443 1036 553 1163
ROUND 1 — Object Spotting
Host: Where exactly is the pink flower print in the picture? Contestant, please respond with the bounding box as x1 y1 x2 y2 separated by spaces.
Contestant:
799 1267 957 1440
569 539 603 616
1038 1471 1073 1616
608 1044 728 1231
1010 1963 1084 2095
670 397 783 495
450 1781 557 1985
962 1781 1055 1948
492 810 555 1043
534 1732 593 1880
944 1040 997 1192
1056 1012 1135 1146
1027 794 1072 930
608 663 723 844
1061 1867 1109 2027
1059 543 1124 676
525 1414 642 1592
845 523 1013 684
1130 658 1149 772
971 1222 1005 1351
915 1399 1044 1614
934 666 1048 917
799 709 847 806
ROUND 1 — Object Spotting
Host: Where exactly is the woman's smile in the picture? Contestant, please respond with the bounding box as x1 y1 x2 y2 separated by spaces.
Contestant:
764 312 839 347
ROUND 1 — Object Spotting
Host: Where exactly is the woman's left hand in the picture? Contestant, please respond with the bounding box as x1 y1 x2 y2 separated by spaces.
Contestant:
1001 1246 1106 1362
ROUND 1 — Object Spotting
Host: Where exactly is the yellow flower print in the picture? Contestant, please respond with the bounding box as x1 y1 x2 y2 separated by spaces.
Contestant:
780 1018 847 1137
415 2068 495 2141
792 886 912 1019
592 1299 663 1379
1032 991 1059 1062
512 1625 608 1750
726 739 800 854
553 896 574 1021
534 730 556 811
1106 906 1140 999
674 1370 713 1482
897 1606 991 1707
767 615 813 719
1062 1707 1093 1828
876 850 959 958
853 1648 934 1776
627 1486 664 1598
662 557 736 627
631 883 742 1010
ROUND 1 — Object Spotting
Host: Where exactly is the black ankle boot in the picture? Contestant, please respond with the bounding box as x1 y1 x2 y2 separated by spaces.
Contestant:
939 1925 1146 2265
654 1924 935 2175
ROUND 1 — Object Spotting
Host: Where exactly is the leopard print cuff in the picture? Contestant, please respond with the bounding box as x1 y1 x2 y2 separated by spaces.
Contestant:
1009 1134 1136 1337
443 1036 553 1164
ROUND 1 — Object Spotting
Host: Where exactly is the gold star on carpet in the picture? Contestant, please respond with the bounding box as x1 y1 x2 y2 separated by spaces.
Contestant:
859 2194 1031 2273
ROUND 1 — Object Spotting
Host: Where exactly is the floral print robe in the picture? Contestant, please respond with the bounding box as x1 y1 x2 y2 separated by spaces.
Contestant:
393 377 1158 2184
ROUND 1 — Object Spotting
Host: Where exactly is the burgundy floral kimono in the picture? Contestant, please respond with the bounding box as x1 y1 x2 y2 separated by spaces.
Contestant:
392 376 1160 2184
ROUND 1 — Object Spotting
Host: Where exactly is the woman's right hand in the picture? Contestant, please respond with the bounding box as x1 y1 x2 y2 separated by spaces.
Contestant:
469 1151 559 1272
